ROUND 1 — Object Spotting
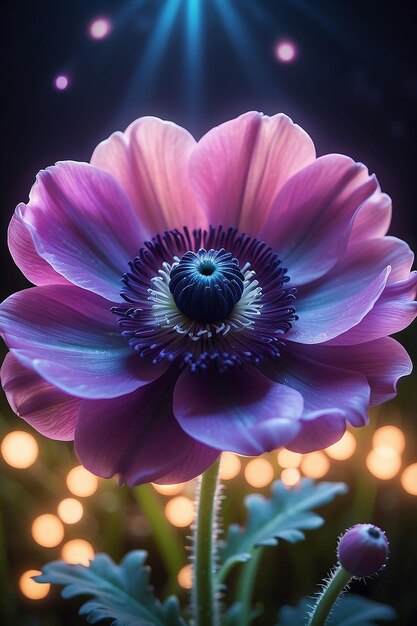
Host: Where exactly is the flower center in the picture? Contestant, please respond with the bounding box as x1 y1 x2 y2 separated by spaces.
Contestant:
168 249 245 323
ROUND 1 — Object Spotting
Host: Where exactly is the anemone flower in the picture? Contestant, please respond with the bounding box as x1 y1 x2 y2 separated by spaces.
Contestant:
1 113 416 485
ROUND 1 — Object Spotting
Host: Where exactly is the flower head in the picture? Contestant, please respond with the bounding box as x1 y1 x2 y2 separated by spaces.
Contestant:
337 523 389 577
0 112 416 485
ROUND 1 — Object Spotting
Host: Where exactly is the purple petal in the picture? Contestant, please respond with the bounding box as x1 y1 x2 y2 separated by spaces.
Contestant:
75 369 219 485
329 272 417 345
260 343 371 430
18 161 147 301
0 285 167 399
261 155 378 285
312 337 412 406
190 112 316 236
285 410 347 454
173 366 304 456
1 352 80 441
349 189 392 243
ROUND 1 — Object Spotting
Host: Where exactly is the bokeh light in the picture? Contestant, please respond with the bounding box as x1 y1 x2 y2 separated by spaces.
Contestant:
165 496 194 527
19 570 50 600
66 465 98 497
280 467 301 488
31 514 65 548
244 458 274 488
89 17 112 40
177 563 192 589
366 446 402 480
325 431 357 460
61 539 94 566
274 39 297 63
300 452 330 479
277 449 301 468
54 74 70 90
57 498 84 524
220 452 242 480
372 425 406 453
152 483 185 495
400 463 417 495
1 431 38 468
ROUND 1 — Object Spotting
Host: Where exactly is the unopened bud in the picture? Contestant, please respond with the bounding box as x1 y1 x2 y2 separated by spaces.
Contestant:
337 523 389 577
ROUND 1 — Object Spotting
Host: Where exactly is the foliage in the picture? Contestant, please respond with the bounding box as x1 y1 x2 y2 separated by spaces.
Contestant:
36 550 185 626
218 479 348 580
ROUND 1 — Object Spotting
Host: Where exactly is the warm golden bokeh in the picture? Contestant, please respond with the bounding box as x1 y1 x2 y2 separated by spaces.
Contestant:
57 498 84 524
19 570 50 600
177 563 193 589
61 539 94 566
300 452 330 479
366 446 402 480
31 514 65 548
66 465 99 497
372 425 406 453
325 431 356 460
244 458 274 488
165 496 194 527
220 452 242 480
400 463 417 495
152 483 185 495
1 431 39 469
280 467 301 487
277 449 302 468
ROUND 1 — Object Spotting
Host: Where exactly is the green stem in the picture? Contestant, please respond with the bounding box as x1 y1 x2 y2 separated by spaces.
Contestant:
236 547 263 626
308 566 352 626
193 457 221 626
134 484 184 592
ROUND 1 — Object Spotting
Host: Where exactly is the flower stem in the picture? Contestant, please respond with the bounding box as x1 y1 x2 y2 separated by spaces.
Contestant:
308 565 352 626
193 457 221 626
236 547 263 626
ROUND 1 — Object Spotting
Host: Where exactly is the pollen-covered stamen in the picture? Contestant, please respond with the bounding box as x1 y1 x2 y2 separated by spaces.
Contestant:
169 248 245 323
112 225 297 371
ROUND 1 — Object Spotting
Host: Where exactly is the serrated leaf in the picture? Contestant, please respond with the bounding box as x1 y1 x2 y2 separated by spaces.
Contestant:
218 479 347 580
35 550 185 626
276 593 396 625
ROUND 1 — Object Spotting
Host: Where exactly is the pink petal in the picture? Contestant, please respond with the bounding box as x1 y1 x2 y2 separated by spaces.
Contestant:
189 112 316 235
173 365 304 456
91 117 206 237
8 210 69 286
75 370 219 485
0 285 168 399
261 155 378 285
329 272 417 345
349 189 392 243
1 352 80 441
19 161 147 301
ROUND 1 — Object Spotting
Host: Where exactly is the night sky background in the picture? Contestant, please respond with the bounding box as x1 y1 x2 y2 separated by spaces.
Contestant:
1 1 417 624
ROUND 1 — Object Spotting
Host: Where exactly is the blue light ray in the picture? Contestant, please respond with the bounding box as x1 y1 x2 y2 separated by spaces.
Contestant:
185 0 204 132
213 0 276 97
118 0 182 122
240 0 272 27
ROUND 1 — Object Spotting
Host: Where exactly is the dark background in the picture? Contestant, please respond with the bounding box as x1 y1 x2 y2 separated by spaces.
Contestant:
0 1 417 625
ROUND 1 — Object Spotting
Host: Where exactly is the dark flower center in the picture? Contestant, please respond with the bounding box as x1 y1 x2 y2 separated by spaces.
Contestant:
168 248 245 323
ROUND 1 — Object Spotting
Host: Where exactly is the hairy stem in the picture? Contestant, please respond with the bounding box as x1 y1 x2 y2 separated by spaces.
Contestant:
236 547 263 626
193 457 221 626
308 565 352 626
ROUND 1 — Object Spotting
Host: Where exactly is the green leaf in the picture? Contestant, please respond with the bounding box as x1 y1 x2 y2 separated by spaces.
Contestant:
218 479 347 581
276 593 396 625
35 550 185 626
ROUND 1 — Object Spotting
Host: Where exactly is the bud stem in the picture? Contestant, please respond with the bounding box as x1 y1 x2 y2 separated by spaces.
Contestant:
192 457 221 626
308 565 352 626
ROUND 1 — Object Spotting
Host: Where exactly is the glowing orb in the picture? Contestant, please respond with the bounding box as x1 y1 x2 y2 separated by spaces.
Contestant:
300 452 330 479
178 564 193 589
19 570 50 600
152 483 185 495
1 431 38 468
220 452 241 480
89 17 112 40
277 449 301 468
54 75 70 90
280 467 301 488
66 465 98 497
325 431 356 460
244 458 274 488
274 40 297 63
61 539 94 566
32 514 64 548
372 425 406 453
165 496 194 527
366 446 401 480
57 498 84 524
401 463 417 495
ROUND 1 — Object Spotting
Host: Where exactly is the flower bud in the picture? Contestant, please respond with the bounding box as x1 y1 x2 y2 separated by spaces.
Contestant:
337 523 389 577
